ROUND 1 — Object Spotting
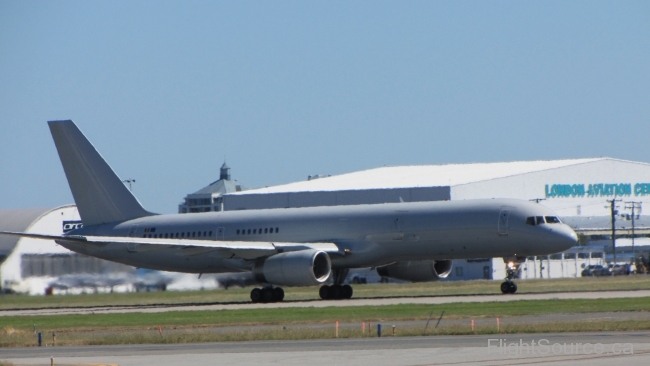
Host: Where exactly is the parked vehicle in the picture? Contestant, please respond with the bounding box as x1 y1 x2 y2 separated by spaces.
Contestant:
581 264 610 277
608 264 628 276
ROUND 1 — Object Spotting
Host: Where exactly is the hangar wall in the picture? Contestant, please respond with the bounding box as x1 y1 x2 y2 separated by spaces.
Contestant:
223 186 450 210
0 205 133 294
452 159 650 217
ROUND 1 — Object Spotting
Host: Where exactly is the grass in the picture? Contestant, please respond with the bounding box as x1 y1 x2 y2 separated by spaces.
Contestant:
3 319 650 347
2 277 650 347
2 276 650 310
2 296 650 332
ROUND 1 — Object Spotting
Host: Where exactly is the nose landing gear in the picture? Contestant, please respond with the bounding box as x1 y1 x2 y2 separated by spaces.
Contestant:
500 258 521 294
500 280 517 294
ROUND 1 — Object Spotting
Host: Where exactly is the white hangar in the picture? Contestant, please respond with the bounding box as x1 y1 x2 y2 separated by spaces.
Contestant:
0 205 131 294
221 157 650 221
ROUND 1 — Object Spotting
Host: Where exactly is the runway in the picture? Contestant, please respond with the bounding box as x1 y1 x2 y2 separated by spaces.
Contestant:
2 290 650 317
3 331 650 365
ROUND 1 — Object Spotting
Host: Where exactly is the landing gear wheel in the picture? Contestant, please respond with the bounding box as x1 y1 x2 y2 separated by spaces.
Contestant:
341 284 353 299
250 288 262 303
262 288 275 303
500 281 517 294
500 282 509 294
274 287 285 302
319 285 330 300
508 282 517 294
329 285 341 299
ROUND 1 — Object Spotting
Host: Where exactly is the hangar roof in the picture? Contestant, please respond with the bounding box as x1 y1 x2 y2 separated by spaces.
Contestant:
232 158 630 195
190 179 243 196
0 207 53 261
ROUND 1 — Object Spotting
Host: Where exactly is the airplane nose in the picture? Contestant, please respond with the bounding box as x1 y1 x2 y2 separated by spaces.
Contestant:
552 225 578 250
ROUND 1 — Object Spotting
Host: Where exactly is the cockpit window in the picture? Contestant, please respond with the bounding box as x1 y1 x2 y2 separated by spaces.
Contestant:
526 216 551 226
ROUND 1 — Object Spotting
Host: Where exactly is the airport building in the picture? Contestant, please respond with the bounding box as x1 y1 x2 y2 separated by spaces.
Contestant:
178 163 247 213
0 205 132 294
220 158 650 217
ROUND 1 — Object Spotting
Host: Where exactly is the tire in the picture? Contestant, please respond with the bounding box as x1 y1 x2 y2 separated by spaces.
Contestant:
508 282 517 294
274 287 285 302
262 288 275 303
329 285 341 300
319 285 330 300
500 282 510 294
250 288 262 303
341 284 353 299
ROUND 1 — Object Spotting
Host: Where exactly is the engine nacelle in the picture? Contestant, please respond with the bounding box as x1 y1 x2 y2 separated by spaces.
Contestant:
376 260 453 282
253 249 331 287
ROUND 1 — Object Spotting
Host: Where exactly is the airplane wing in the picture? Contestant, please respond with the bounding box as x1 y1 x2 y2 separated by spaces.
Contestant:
0 231 342 260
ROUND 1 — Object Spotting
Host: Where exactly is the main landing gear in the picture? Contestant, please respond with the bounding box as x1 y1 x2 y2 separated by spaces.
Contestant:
319 284 353 300
250 286 284 303
319 268 353 300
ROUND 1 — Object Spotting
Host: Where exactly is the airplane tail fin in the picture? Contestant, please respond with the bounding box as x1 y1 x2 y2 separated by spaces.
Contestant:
48 120 155 226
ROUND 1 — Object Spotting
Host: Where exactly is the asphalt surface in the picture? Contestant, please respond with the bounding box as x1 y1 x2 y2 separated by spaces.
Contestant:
3 331 650 365
3 289 650 317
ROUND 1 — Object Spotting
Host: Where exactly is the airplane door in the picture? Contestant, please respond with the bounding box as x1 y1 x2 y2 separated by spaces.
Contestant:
498 210 509 236
216 227 225 240
392 217 404 240
127 225 139 252
128 224 139 237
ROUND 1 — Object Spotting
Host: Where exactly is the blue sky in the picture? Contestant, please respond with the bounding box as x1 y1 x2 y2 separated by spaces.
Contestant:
1 1 649 214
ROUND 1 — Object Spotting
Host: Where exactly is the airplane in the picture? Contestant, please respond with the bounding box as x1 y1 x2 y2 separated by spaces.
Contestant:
0 120 578 302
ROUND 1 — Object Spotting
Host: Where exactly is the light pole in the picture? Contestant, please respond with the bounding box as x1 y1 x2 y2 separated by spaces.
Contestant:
625 201 642 261
122 178 136 192
607 199 620 265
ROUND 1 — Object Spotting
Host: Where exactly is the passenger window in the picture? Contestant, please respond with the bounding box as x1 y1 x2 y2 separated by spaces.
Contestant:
181 232 185 238
248 229 251 235
275 227 279 233
264 228 268 234
192 232 196 237
164 233 168 238
258 228 262 234
525 217 535 226
545 216 561 224
236 229 240 235
536 216 545 225
209 231 212 236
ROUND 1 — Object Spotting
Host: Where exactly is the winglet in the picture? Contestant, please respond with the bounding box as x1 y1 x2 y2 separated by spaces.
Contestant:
48 120 155 226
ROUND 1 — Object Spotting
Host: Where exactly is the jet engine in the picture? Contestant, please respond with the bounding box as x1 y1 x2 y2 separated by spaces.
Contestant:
253 249 331 287
376 260 453 282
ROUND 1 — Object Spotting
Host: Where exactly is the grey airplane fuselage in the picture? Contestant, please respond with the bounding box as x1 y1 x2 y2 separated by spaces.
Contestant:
63 198 577 274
